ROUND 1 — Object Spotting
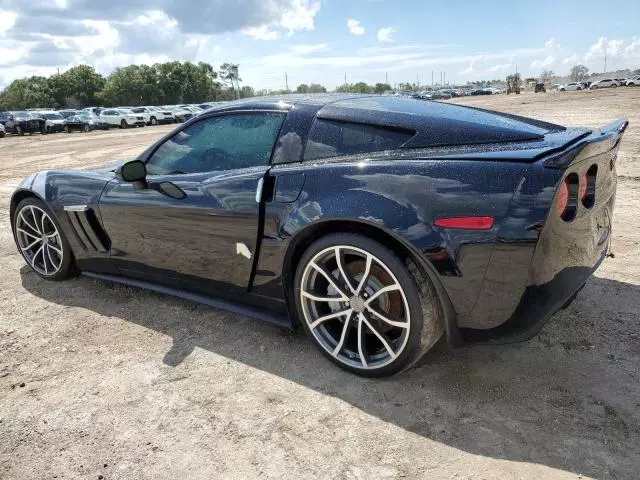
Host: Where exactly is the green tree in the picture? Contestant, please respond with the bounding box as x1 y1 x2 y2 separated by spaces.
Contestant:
373 82 392 94
308 83 326 93
570 64 589 82
219 63 241 99
53 65 105 108
0 76 55 109
296 83 310 93
540 70 555 83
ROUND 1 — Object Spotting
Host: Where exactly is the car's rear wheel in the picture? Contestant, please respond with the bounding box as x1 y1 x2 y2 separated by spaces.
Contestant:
120 120 127 129
16 126 23 135
64 125 70 133
294 233 443 377
13 198 76 281
83 124 90 133
611 83 617 88
150 117 158 126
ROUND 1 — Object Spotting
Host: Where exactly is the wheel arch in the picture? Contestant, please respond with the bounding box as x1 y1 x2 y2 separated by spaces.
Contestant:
9 189 45 230
281 218 462 346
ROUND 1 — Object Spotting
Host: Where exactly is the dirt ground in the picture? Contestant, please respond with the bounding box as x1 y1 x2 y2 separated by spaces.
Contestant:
1 89 639 480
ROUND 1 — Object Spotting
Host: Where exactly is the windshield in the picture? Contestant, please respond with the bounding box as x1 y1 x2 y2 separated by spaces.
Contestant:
131 108 146 113
42 113 63 120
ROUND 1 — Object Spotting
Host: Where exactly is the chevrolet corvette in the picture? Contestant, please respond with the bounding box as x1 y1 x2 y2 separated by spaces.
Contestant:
10 94 628 376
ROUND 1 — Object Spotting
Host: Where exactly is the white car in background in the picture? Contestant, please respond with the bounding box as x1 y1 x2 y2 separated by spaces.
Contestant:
40 111 66 133
127 107 174 125
558 82 584 91
100 109 146 128
145 106 176 124
626 76 640 86
589 79 619 89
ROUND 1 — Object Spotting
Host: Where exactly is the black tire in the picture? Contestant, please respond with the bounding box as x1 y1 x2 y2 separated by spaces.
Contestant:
577 87 582 91
64 125 70 133
591 85 598 89
83 124 91 133
16 125 23 136
294 233 444 377
120 119 127 129
46 126 51 134
150 117 158 126
13 197 77 281
611 83 617 88
0 131 5 138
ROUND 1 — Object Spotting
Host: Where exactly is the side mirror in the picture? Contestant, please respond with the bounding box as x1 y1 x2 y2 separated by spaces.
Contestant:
117 160 147 182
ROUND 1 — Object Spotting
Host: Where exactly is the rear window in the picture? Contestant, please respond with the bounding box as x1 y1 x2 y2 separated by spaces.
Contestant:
304 119 414 161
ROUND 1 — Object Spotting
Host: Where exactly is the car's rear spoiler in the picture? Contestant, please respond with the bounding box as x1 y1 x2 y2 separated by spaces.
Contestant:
543 117 629 169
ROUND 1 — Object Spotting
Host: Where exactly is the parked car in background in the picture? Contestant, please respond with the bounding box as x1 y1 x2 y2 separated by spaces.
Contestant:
534 83 546 93
58 110 79 119
615 79 627 87
64 113 110 133
558 83 583 91
0 111 8 126
40 112 66 133
0 123 5 138
130 107 175 125
162 106 194 122
9 95 628 376
4 112 45 135
83 107 104 116
100 109 146 128
590 79 619 89
626 76 640 86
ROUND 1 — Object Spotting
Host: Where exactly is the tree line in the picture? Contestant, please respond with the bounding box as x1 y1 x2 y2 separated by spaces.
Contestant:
0 62 248 110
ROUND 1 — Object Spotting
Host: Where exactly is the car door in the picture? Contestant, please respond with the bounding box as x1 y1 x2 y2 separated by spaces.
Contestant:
98 111 286 298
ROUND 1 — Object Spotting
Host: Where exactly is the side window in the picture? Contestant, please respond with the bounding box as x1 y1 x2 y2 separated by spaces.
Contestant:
304 119 414 161
146 113 285 175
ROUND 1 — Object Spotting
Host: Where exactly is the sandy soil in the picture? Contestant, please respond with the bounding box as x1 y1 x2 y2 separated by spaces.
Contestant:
1 90 639 480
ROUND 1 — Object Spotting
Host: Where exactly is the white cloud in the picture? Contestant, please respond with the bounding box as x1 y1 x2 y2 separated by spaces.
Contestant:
242 25 280 41
459 59 476 75
289 43 329 54
531 55 555 69
377 27 395 43
280 0 320 36
562 54 579 65
347 19 365 36
545 38 559 49
0 10 17 35
485 63 512 73
625 36 640 56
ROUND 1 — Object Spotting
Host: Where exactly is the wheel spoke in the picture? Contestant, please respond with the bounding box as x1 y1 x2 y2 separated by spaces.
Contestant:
332 311 353 357
362 314 397 360
309 261 349 300
301 290 344 302
309 308 352 330
40 212 48 236
364 284 401 306
31 244 44 268
19 212 40 234
17 228 39 241
46 245 60 271
355 253 372 295
29 206 43 234
357 314 368 368
47 243 63 255
366 305 409 329
335 247 356 294
21 237 42 251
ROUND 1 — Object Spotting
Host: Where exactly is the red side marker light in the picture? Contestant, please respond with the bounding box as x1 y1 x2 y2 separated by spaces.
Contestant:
434 216 494 230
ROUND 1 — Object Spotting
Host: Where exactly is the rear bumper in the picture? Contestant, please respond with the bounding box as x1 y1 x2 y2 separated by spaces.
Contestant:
158 118 174 124
461 251 606 344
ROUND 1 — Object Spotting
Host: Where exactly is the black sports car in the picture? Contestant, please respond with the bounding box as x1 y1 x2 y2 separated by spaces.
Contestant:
63 114 110 132
4 111 45 135
9 94 628 376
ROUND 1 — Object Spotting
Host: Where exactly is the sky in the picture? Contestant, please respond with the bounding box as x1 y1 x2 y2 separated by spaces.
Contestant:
0 0 638 91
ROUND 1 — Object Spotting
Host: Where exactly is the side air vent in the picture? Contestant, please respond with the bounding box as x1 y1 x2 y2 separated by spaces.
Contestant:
63 205 110 253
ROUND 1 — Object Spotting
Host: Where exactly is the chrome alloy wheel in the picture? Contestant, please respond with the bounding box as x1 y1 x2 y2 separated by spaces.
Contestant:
299 245 411 370
15 205 64 276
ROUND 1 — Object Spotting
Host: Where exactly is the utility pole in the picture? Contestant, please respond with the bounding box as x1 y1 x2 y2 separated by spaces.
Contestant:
344 73 347 86
431 70 434 86
604 47 607 74
417 73 420 88
385 72 388 84
444 72 446 85
285 72 289 92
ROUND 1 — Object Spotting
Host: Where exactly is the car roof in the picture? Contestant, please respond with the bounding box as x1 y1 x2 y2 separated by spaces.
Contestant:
201 94 565 148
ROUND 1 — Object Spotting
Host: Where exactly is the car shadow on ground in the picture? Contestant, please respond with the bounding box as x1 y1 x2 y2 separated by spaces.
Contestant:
20 267 640 479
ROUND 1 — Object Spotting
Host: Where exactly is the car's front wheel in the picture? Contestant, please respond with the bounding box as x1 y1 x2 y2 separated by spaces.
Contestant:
13 198 76 281
83 124 91 133
294 233 443 377
120 120 128 129
150 117 158 126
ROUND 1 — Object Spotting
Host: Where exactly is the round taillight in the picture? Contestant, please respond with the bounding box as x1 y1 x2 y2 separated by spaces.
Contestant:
556 179 569 216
